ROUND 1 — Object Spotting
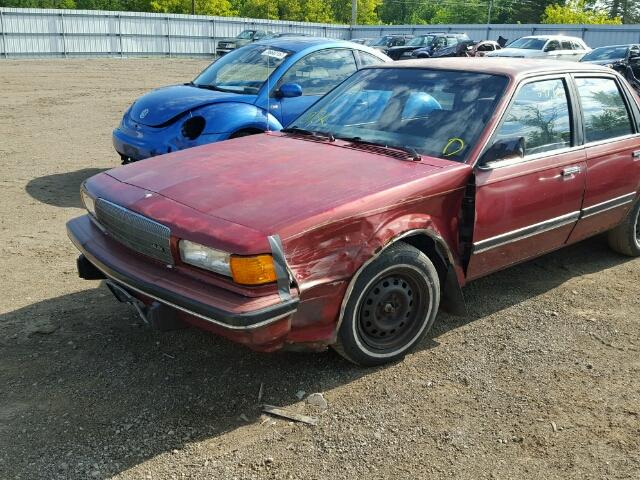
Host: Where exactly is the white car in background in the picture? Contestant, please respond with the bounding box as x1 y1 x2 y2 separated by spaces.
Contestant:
486 35 590 61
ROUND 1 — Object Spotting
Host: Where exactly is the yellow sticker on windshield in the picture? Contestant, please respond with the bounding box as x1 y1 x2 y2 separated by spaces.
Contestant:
443 138 465 157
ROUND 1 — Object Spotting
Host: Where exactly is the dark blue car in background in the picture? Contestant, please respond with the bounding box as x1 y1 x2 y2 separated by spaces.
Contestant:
113 37 390 163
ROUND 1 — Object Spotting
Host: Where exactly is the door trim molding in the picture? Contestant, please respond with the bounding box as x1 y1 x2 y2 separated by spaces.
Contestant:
580 192 636 219
472 191 638 254
473 211 581 254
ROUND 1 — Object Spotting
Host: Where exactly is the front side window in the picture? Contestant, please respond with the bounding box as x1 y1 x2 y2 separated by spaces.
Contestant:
290 68 508 162
575 77 634 143
194 44 291 94
494 79 572 156
408 36 433 47
278 49 357 96
546 40 561 52
561 40 573 50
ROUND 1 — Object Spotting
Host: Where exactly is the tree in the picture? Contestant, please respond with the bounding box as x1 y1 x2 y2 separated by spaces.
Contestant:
150 0 235 15
541 0 622 24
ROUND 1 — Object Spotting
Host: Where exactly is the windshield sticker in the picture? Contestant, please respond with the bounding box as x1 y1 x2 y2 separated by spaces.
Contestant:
261 49 287 60
443 137 465 157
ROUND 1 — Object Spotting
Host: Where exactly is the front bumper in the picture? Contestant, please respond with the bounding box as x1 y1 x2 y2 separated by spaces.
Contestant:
67 215 299 331
112 125 228 162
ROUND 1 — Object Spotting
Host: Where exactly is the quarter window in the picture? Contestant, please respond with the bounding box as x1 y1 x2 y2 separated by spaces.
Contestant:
494 79 572 156
358 51 384 67
575 77 633 143
278 49 357 96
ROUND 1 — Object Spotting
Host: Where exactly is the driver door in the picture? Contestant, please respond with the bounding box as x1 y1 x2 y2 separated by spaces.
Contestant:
273 49 358 127
467 76 587 280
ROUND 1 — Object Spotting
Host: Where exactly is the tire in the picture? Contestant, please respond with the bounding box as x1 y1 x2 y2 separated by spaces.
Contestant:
607 199 640 257
333 242 440 366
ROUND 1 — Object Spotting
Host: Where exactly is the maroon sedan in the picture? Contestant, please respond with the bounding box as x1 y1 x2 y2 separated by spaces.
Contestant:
68 59 640 366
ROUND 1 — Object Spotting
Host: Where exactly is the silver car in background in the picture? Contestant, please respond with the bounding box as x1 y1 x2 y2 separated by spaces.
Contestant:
487 35 590 61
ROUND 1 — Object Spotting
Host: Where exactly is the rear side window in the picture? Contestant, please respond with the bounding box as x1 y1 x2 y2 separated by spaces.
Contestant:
575 77 634 143
278 49 357 96
494 79 572 156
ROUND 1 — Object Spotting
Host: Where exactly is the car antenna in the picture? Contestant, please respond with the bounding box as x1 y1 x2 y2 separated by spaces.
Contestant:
265 2 271 133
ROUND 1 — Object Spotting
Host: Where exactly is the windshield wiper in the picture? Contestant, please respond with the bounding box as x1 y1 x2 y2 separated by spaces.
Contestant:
337 136 421 161
281 127 335 142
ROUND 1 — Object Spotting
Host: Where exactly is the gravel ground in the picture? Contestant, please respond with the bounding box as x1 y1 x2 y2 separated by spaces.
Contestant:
0 59 639 480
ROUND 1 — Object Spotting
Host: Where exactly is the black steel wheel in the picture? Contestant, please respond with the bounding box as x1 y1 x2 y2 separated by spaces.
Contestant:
334 242 440 366
608 199 640 257
356 269 428 352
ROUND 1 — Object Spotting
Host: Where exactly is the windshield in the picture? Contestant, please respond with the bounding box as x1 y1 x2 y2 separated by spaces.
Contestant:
508 37 547 50
371 36 392 46
407 36 434 47
237 30 255 40
290 68 508 162
193 44 291 94
582 46 628 61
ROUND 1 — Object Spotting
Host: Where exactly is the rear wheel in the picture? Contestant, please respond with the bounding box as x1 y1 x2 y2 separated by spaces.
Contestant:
607 199 640 257
334 242 440 366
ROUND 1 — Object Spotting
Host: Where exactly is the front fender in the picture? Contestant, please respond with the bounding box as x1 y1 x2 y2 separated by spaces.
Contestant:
195 103 282 136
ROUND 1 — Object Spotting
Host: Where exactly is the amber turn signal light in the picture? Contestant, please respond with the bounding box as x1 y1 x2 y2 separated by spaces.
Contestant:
230 254 277 285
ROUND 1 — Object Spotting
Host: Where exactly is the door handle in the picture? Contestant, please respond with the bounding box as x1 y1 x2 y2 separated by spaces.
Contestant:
561 166 581 177
632 150 640 161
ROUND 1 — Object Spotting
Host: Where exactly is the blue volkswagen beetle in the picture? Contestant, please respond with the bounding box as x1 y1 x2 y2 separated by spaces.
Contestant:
113 37 390 163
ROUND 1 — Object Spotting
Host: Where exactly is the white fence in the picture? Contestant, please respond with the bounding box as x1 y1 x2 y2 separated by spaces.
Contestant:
2 7 640 58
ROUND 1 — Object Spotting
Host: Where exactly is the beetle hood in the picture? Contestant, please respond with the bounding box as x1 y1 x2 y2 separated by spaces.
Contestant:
105 133 470 237
129 85 257 127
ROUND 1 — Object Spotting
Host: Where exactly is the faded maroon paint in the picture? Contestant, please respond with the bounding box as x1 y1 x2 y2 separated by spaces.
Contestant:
73 59 640 352
84 132 471 348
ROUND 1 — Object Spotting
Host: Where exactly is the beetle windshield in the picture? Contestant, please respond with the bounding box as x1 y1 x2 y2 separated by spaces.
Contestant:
193 44 291 94
507 37 547 50
290 68 508 162
581 46 628 61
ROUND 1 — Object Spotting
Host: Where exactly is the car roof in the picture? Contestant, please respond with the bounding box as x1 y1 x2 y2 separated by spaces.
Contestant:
254 36 372 53
591 44 636 49
519 35 584 41
368 57 612 79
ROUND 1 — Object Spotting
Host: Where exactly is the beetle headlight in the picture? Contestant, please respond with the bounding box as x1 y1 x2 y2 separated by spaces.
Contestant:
179 240 277 285
80 186 96 217
181 116 206 140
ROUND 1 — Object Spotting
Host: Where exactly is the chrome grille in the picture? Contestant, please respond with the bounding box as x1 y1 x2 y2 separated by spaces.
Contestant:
95 198 173 265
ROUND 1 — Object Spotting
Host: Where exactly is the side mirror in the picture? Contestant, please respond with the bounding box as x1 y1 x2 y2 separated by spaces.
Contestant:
277 83 303 98
479 137 525 168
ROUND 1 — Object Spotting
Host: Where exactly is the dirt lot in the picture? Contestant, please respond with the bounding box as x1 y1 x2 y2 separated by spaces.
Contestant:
0 59 639 480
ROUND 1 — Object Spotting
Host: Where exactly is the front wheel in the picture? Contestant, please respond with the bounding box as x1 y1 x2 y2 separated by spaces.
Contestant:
334 242 440 366
607 199 640 257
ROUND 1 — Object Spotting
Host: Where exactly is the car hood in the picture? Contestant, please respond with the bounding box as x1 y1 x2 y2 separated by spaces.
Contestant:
129 84 257 127
106 133 468 236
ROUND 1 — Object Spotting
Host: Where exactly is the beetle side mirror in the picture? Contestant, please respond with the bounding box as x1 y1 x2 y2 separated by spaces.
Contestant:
479 137 525 168
276 83 303 98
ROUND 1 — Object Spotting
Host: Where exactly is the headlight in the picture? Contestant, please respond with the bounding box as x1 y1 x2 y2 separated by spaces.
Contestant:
179 240 231 276
181 116 206 140
179 240 277 285
81 186 96 217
